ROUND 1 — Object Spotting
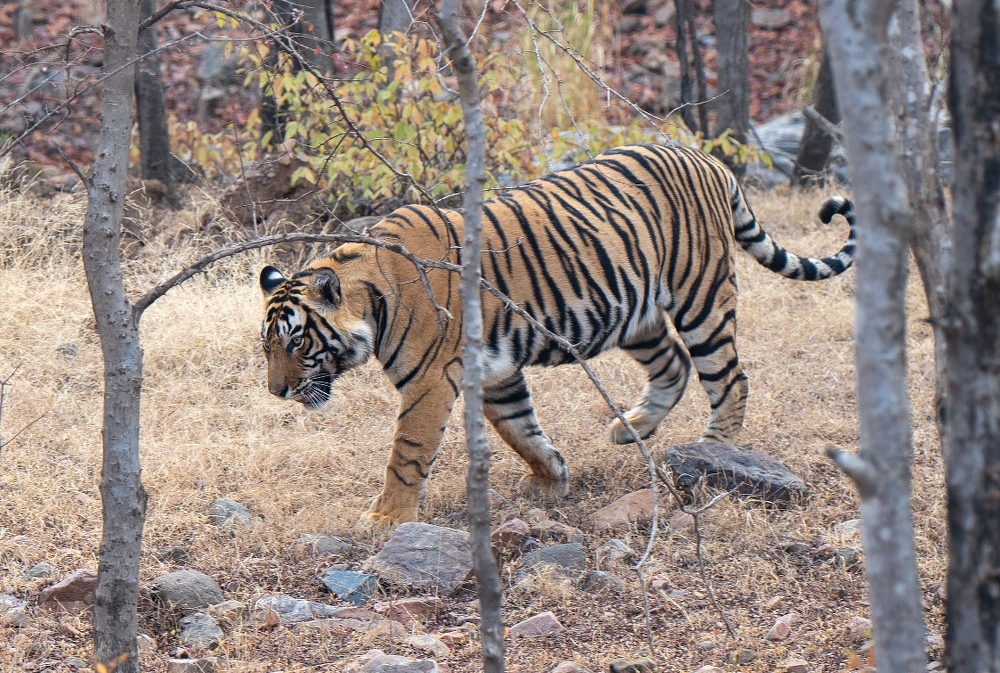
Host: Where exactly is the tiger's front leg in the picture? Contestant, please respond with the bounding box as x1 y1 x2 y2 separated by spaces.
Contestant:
356 380 458 534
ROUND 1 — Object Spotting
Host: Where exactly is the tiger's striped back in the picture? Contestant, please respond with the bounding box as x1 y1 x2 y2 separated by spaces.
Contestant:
259 144 855 530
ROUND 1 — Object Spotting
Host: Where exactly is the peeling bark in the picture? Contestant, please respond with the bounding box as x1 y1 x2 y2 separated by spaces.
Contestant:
818 0 927 670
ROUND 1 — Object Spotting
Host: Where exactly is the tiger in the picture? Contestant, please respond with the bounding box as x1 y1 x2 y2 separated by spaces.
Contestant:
258 143 855 531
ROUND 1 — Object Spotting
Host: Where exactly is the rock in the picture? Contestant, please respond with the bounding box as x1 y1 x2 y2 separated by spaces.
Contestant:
589 490 656 532
137 633 157 655
751 7 792 28
492 519 530 551
220 153 316 227
620 0 646 14
151 570 224 611
65 655 88 667
298 533 354 557
667 589 686 598
346 648 440 673
208 498 258 529
438 629 469 646
178 612 224 649
597 539 633 563
729 649 758 664
653 0 676 26
322 570 379 606
835 519 862 537
576 570 627 595
403 633 450 659
521 542 587 578
298 616 407 640
40 569 97 606
617 16 642 33
1 593 27 612
698 640 717 651
524 508 549 525
26 562 54 579
365 523 473 596
508 611 566 636
765 596 783 609
154 546 189 563
532 520 586 544
927 632 944 648
835 547 863 569
255 594 353 622
609 658 657 673
666 510 694 535
777 540 810 555
374 597 445 624
660 442 809 504
765 612 800 641
693 667 724 673
849 616 873 636
167 658 221 673
551 663 595 673
0 593 28 627
207 600 244 619
778 658 809 673
487 489 506 508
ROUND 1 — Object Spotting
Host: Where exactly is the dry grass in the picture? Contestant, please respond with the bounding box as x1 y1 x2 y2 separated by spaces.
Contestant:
0 183 945 672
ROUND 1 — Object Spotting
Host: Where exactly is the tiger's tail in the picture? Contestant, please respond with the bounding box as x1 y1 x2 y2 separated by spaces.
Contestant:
730 180 856 281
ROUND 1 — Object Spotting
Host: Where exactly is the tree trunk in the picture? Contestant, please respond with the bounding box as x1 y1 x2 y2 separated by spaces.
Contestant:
136 0 177 207
380 0 415 35
298 0 335 72
886 0 950 440
84 2 147 672
713 0 749 177
943 0 1000 668
792 45 839 186
818 0 928 671
436 1 504 671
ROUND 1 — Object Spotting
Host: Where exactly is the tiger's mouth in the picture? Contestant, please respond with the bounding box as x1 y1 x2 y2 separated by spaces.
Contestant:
292 375 333 409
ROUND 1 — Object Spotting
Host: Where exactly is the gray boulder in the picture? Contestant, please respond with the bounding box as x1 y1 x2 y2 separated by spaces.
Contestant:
151 570 224 611
660 442 808 504
365 523 473 596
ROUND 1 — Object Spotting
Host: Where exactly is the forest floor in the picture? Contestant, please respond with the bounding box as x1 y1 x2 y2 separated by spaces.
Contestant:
0 182 947 672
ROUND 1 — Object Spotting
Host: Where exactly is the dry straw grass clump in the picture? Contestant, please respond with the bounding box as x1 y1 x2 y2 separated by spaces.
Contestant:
0 183 945 671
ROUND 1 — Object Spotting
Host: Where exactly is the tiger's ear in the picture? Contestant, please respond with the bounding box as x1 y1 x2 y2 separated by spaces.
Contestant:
260 266 285 296
312 268 341 306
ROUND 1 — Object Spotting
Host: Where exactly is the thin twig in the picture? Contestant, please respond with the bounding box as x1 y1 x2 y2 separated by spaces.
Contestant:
803 104 844 143
655 466 736 639
0 365 44 456
51 141 91 188
133 232 453 327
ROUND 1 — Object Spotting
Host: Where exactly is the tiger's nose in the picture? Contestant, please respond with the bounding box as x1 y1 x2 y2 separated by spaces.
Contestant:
268 382 290 398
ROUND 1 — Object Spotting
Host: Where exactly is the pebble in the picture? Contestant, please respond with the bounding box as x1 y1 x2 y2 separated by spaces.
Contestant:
728 648 758 664
137 633 157 655
364 523 473 596
597 539 633 563
374 597 444 624
576 570 627 595
508 611 566 636
491 519 530 551
609 658 657 673
765 611 799 641
39 569 97 606
26 562 54 579
298 533 354 558
403 633 450 659
321 571 379 606
779 658 809 673
207 498 259 529
551 662 596 673
153 546 189 563
178 612 224 649
589 490 656 532
166 658 221 673
521 542 587 578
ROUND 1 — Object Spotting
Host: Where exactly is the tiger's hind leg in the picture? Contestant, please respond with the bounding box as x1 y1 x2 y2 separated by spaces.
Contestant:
484 372 569 498
608 314 693 444
670 287 749 444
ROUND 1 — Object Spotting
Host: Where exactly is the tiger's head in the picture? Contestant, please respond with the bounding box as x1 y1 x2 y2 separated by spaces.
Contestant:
259 265 373 409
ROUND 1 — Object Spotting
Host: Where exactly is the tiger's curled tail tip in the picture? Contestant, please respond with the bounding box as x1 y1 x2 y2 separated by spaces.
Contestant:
818 195 853 224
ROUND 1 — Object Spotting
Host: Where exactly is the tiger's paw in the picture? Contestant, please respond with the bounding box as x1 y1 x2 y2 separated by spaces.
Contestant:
606 416 657 445
517 471 570 501
354 510 402 540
